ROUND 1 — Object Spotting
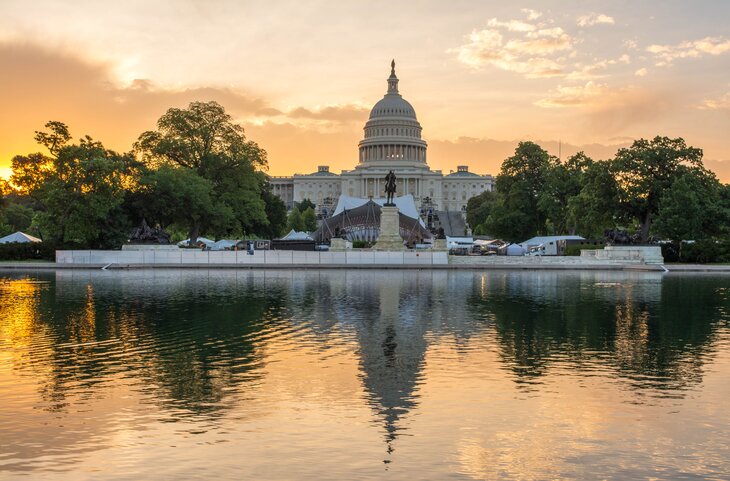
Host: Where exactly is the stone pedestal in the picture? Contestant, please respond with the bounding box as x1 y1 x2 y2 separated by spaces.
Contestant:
372 206 404 251
585 245 664 264
330 238 351 251
432 238 447 251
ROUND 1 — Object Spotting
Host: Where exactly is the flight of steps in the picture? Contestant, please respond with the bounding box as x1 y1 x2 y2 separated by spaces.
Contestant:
436 211 467 237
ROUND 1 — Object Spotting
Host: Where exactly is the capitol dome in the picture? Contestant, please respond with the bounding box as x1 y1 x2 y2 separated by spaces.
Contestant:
358 60 428 166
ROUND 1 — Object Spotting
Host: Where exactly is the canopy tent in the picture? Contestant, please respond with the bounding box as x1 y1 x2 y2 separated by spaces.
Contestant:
313 200 431 245
519 235 584 249
0 231 42 244
177 237 215 247
505 243 527 256
280 230 314 241
332 194 423 226
446 236 474 249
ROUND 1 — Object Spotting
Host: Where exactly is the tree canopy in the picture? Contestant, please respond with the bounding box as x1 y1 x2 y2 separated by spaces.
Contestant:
11 122 137 247
134 101 270 242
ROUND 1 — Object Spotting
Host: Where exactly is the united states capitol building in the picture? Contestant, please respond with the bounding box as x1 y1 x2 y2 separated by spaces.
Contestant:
270 61 494 217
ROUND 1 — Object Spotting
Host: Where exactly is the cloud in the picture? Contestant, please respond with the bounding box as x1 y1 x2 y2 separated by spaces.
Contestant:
287 104 369 122
451 17 573 78
535 82 613 108
577 14 615 27
521 9 542 21
647 36 730 66
698 91 730 110
565 55 632 80
0 41 368 175
635 68 648 77
535 82 672 134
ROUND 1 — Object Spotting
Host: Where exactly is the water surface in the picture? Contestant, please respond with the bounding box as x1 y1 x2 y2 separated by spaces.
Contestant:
1 269 729 480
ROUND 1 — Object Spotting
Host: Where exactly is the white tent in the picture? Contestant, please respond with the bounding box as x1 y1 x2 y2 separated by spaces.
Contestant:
177 237 215 247
332 194 423 225
446 236 474 249
519 235 584 249
505 243 527 256
0 231 42 244
210 239 238 251
281 230 313 241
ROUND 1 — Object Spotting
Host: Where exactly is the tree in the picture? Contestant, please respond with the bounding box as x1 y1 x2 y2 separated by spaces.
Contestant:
539 152 590 235
258 180 288 239
296 198 316 213
135 101 267 172
566 160 622 238
484 142 556 241
135 101 269 242
611 136 705 242
466 190 498 235
301 207 317 232
2 203 35 232
134 165 232 239
653 167 723 241
11 122 137 247
287 208 304 232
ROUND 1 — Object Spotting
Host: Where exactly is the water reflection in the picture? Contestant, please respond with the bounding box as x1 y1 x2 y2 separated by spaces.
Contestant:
0 269 728 479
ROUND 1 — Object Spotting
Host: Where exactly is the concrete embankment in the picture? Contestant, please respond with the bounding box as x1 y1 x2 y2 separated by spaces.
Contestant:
0 250 727 272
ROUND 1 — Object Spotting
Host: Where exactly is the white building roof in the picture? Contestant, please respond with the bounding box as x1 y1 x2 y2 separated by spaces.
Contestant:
177 237 215 247
519 235 585 248
446 236 474 248
0 231 42 244
333 194 421 221
281 230 313 241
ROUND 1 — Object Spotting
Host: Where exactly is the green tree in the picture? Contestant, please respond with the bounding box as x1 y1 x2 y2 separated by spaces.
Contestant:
135 101 269 242
466 190 499 235
2 203 35 232
301 206 317 232
539 152 590 235
653 167 723 241
134 165 231 239
297 198 316 213
11 122 136 247
566 160 622 238
258 179 288 238
611 136 705 242
287 207 304 232
485 142 556 241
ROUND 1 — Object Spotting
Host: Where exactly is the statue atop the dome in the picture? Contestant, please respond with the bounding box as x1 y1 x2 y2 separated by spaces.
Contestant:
391 59 395 73
384 170 397 205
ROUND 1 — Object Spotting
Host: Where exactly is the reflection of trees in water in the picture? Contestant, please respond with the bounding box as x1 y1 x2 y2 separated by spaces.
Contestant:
466 272 727 393
14 271 279 417
4 269 728 470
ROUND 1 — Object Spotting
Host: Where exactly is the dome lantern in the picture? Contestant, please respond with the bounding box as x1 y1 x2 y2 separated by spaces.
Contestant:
387 59 399 94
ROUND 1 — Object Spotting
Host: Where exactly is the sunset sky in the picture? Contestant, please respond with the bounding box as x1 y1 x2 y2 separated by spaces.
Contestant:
1 0 729 180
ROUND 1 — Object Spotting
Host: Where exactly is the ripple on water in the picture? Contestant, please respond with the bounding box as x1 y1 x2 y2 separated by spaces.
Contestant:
0 269 729 480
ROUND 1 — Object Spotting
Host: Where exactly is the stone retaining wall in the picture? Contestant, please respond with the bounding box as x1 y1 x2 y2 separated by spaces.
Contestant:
56 249 449 266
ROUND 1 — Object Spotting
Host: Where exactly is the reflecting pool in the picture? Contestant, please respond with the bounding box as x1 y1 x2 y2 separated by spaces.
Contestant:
0 269 729 480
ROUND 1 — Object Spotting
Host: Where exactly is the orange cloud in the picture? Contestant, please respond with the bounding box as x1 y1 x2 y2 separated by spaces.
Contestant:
577 14 615 27
451 15 573 78
648 36 730 66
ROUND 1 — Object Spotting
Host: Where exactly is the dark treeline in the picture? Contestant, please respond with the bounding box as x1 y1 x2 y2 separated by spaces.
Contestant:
467 139 730 259
0 101 287 249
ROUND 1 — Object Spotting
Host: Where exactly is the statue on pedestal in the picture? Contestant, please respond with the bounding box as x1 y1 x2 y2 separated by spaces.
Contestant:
129 219 171 245
384 170 397 206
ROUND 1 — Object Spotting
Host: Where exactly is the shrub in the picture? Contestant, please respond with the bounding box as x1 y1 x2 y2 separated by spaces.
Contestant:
661 239 730 264
565 243 606 256
0 242 56 261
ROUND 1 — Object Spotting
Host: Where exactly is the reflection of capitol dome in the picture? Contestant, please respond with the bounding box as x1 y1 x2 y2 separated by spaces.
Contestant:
358 60 428 166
